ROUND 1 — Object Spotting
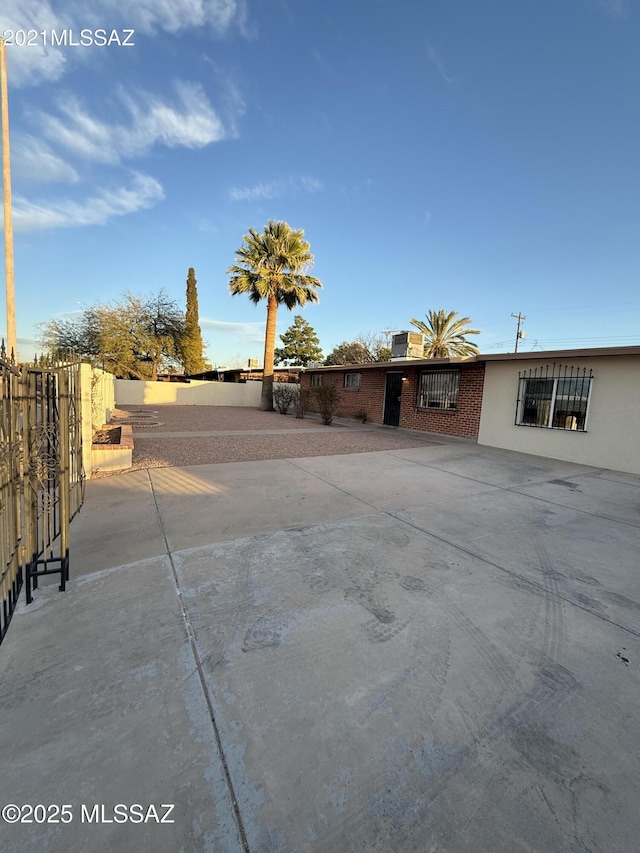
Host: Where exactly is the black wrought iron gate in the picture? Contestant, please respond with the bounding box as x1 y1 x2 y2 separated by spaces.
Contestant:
0 354 84 644
0 356 23 643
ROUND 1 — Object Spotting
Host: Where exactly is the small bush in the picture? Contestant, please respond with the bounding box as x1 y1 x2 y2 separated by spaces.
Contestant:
313 384 340 425
354 408 369 423
273 384 297 414
295 387 312 419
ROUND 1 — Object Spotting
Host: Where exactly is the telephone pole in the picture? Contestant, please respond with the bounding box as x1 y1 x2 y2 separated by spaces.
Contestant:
511 312 526 353
1 36 16 361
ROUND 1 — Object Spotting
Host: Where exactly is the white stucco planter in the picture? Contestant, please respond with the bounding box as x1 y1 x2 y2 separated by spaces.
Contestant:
91 424 134 475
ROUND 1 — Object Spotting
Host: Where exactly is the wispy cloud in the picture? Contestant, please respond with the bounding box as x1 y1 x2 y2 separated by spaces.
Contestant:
18 336 42 350
229 181 283 202
12 136 80 183
595 0 629 18
94 0 248 35
1 0 249 87
218 75 246 138
200 317 265 344
38 82 226 164
229 175 323 202
9 172 164 231
426 42 458 85
1 0 69 86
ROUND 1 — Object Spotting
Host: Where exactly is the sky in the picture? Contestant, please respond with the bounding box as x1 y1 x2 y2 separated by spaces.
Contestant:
0 0 639 367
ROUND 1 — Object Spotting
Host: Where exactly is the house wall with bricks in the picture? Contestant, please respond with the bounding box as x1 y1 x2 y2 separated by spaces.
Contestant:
300 361 485 439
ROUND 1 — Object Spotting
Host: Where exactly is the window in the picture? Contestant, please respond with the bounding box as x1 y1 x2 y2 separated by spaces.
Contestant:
418 369 459 410
344 373 361 388
516 366 592 431
310 374 322 387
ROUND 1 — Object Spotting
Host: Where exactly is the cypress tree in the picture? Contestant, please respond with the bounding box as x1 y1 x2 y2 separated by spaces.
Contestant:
182 267 206 374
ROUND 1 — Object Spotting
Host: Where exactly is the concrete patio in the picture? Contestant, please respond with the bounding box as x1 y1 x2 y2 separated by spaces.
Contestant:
1 435 639 852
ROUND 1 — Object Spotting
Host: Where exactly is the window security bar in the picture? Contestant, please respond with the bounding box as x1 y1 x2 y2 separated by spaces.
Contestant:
515 363 593 431
418 369 460 410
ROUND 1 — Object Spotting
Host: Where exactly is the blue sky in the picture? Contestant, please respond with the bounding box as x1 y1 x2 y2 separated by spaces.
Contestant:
1 0 638 366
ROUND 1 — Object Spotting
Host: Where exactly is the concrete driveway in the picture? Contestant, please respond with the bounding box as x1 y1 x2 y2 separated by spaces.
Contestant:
1 438 639 852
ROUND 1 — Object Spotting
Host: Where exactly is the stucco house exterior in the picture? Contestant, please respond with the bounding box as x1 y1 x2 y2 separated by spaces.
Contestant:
478 346 640 475
300 345 640 474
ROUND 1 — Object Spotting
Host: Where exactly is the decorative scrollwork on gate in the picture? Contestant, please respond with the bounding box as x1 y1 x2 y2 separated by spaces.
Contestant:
1 358 85 640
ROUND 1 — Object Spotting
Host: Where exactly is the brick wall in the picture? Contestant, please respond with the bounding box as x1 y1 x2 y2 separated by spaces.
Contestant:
398 362 485 438
301 362 485 438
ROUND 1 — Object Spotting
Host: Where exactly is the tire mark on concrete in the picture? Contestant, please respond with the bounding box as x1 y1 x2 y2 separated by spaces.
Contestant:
387 510 640 639
426 586 516 696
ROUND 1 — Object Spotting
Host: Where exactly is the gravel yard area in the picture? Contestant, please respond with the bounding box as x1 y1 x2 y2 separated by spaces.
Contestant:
114 404 327 432
113 405 442 469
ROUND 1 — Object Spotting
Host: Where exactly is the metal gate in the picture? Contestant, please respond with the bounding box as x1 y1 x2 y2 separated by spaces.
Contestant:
0 355 23 643
0 353 84 643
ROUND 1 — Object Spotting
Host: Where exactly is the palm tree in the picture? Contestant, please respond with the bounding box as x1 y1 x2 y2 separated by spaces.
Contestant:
228 221 322 410
410 310 480 358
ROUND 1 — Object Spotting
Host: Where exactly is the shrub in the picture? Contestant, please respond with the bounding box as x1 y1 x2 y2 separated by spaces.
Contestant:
354 408 369 423
313 384 340 425
294 387 312 419
273 384 297 414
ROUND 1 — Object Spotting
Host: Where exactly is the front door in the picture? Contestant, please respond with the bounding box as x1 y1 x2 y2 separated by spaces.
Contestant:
383 372 403 426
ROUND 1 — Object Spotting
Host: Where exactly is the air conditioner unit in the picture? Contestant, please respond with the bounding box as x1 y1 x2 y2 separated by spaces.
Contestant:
391 332 425 359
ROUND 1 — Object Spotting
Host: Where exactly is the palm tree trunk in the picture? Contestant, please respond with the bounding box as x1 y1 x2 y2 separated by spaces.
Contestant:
260 294 277 410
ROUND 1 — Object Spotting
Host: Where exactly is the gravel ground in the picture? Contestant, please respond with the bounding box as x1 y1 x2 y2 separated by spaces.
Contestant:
111 405 442 470
114 405 327 432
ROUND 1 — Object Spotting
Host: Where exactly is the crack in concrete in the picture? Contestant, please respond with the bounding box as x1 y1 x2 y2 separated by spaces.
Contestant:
146 469 251 853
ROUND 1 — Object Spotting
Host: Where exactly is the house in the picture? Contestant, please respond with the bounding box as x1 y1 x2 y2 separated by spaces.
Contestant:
478 346 640 475
188 367 302 383
300 345 640 475
300 358 485 439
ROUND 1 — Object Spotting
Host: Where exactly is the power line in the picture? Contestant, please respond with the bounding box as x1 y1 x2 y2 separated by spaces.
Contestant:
490 336 640 345
521 301 640 316
484 334 640 352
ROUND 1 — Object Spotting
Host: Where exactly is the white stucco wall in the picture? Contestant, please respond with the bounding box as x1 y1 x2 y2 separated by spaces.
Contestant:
80 365 118 478
92 367 116 425
478 355 640 475
114 378 263 407
80 364 93 481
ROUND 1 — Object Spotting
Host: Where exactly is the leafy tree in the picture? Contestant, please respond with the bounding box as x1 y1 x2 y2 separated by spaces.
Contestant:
40 290 185 380
410 310 480 358
325 331 391 365
355 331 390 362
274 314 323 366
228 220 322 411
325 341 375 365
182 268 206 375
141 291 186 379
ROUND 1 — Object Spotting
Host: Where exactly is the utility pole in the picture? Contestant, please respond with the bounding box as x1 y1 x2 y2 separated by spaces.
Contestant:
0 36 16 361
511 312 526 353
